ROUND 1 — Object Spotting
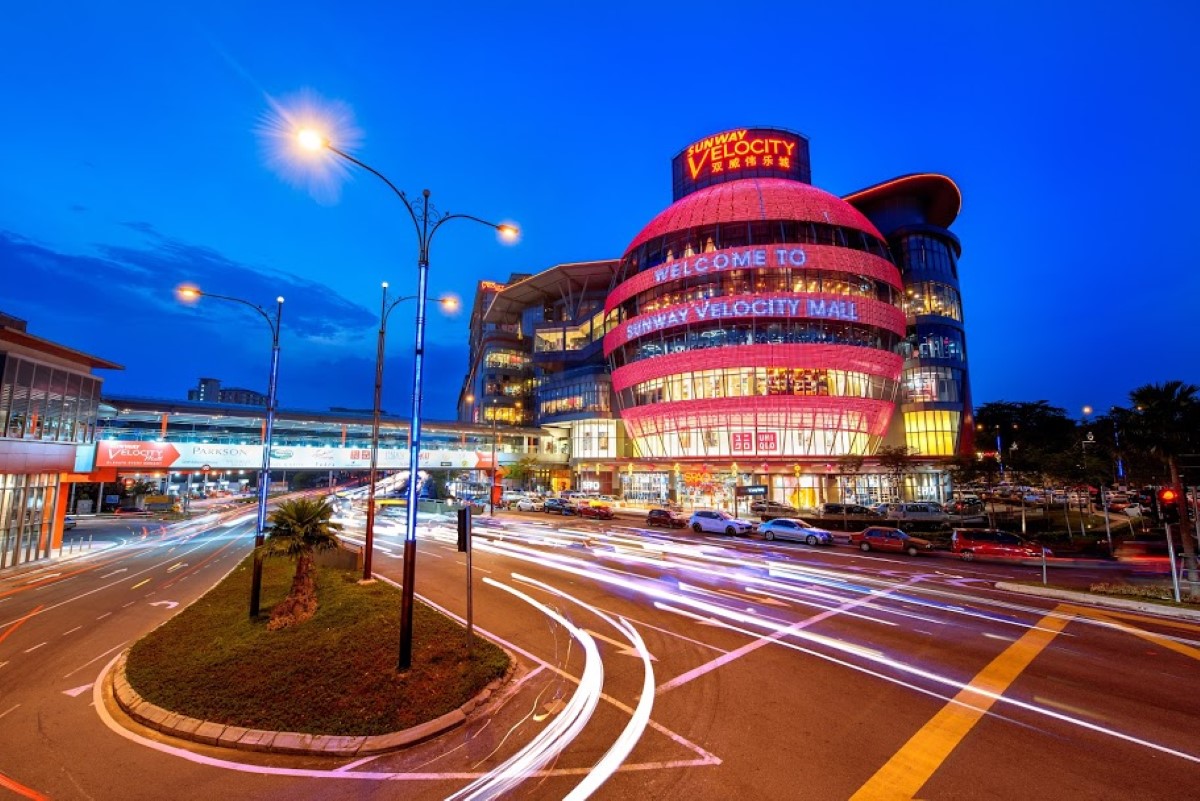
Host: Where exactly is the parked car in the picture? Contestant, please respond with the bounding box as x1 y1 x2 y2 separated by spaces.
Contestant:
883 502 949 523
501 491 529 507
63 515 77 530
514 497 544 512
850 526 933 556
750 500 800 518
543 498 578 515
758 517 833 545
645 508 687 528
578 504 615 520
948 498 985 515
689 510 756 535
818 503 881 518
950 529 1051 561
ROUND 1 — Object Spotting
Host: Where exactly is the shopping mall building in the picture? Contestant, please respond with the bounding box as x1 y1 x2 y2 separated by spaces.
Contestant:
459 127 972 509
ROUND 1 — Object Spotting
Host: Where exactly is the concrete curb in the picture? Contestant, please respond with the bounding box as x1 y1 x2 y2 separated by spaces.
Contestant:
111 650 516 756
994 582 1200 620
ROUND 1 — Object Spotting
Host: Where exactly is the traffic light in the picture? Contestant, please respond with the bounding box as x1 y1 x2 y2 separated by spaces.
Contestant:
1158 488 1180 523
123 477 134 489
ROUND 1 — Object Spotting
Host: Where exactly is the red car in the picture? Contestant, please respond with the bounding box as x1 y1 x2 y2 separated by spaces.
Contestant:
849 526 933 556
577 504 615 520
950 529 1051 561
645 508 686 528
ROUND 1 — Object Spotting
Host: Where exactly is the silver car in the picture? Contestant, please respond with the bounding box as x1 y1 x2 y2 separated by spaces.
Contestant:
758 517 833 545
514 497 544 512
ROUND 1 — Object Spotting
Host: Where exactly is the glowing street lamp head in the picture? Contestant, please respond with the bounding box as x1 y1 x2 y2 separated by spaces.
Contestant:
436 294 461 314
177 285 201 303
297 128 326 151
497 223 520 243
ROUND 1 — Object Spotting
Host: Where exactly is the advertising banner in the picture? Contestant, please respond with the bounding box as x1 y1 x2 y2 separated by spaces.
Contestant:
94 441 518 471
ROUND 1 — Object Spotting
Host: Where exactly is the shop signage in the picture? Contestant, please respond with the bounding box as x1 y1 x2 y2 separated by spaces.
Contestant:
95 442 516 471
624 293 858 342
684 129 799 180
651 245 806 284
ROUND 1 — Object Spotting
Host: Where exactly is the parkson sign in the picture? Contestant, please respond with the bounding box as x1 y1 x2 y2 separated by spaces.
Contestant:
94 441 516 471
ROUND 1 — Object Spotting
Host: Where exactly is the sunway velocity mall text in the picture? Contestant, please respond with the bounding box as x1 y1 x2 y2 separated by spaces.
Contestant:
624 294 859 341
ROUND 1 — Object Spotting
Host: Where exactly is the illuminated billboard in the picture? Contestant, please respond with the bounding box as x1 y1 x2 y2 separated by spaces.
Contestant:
672 127 811 200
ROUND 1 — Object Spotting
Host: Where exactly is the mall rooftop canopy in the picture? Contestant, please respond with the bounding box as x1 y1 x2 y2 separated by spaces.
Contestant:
483 260 618 325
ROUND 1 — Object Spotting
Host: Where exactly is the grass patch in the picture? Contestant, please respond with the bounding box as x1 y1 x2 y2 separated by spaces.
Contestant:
125 555 508 736
1088 582 1197 603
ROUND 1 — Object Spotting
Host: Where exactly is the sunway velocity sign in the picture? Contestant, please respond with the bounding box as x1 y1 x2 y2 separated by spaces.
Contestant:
95 442 511 471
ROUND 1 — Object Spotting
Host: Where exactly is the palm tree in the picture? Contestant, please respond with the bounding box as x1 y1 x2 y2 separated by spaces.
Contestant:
1116 381 1200 586
261 496 342 629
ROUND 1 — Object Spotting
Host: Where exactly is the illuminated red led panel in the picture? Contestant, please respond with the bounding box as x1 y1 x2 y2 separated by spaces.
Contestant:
621 396 895 439
625 178 884 256
610 344 903 393
606 243 901 313
605 295 906 356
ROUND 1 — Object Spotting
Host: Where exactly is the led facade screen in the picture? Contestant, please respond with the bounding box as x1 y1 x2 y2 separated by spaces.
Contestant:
672 127 811 200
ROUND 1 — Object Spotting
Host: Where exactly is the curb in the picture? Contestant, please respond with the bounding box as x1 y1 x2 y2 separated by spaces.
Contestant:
994 581 1200 621
111 650 516 757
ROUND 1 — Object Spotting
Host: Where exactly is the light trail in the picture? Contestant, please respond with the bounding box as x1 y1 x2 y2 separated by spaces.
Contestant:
446 576 604 800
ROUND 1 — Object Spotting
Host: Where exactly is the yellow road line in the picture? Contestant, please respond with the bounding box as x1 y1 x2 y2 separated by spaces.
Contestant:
851 605 1072 801
1085 610 1200 661
1060 603 1200 634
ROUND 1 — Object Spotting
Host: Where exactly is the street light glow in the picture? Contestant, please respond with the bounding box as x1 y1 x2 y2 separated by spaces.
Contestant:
498 222 520 243
297 128 325 151
177 285 201 302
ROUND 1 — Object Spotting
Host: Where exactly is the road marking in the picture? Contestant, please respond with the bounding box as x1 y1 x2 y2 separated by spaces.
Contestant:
850 605 1072 800
130 579 150 589
62 683 93 698
0 703 18 719
23 642 47 653
657 582 905 695
1083 610 1200 661
62 626 82 636
149 601 179 610
0 604 45 646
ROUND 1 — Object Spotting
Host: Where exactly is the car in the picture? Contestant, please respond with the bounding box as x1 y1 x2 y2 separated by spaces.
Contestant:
750 499 800 517
950 529 1051 561
577 504 615 520
883 502 948 523
543 497 578 515
817 503 881 518
645 508 687 528
114 506 148 515
63 515 77 530
849 526 933 556
689 510 755 535
514 497 543 512
758 517 833 545
501 491 529 507
948 498 985 515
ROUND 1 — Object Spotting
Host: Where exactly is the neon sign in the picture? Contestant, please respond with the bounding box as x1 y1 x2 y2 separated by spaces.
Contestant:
479 280 506 292
685 129 798 180
672 127 811 200
623 294 859 342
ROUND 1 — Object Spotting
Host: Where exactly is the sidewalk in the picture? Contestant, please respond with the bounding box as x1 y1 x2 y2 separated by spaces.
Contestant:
995 581 1200 621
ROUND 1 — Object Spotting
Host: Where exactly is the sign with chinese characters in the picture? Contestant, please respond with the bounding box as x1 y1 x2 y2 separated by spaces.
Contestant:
672 127 811 200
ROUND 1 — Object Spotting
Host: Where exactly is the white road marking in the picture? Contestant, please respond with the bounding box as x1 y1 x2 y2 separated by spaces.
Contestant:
62 626 83 636
0 703 18 719
24 642 47 653
63 683 93 697
63 640 128 678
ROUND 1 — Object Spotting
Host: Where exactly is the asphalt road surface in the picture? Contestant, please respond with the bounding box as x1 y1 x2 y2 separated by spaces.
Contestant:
2 509 1197 799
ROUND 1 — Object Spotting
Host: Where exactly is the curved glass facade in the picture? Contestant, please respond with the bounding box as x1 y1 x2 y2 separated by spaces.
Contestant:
605 178 905 461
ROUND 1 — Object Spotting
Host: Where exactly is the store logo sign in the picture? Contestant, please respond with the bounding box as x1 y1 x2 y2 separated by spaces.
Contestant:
685 129 799 180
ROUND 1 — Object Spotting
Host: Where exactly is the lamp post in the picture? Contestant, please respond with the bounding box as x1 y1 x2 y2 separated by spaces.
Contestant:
489 407 498 516
363 285 457 582
177 286 282 618
298 129 516 670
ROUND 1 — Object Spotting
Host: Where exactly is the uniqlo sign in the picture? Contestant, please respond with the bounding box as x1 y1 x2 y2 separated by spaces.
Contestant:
757 432 778 451
731 432 753 452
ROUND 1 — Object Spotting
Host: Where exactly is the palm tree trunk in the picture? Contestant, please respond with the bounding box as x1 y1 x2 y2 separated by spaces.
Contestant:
1169 458 1198 587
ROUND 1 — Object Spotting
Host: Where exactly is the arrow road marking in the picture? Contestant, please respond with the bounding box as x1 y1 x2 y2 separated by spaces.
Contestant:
149 601 179 609
584 628 659 661
63 683 93 698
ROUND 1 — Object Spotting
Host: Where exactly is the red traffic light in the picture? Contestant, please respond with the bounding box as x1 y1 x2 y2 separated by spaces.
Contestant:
1159 488 1178 503
123 478 134 488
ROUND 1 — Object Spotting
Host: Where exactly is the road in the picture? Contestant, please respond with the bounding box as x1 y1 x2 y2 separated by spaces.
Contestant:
1 509 1197 799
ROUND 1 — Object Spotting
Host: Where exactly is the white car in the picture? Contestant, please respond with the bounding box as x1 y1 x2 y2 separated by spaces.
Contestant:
514 497 544 512
689 510 755 535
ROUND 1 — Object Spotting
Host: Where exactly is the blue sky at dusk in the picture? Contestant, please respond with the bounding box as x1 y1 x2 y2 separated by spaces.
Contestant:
2 1 1196 422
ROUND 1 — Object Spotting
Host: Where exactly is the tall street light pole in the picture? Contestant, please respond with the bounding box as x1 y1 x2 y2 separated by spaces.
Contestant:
177 286 283 618
298 129 516 671
364 285 458 582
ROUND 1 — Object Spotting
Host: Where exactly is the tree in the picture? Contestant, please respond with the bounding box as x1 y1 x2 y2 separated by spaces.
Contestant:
1115 381 1200 587
502 454 540 489
261 497 342 630
836 455 865 503
876 446 916 501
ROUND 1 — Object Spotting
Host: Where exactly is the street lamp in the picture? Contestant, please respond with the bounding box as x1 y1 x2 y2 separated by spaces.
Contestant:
297 129 517 670
363 283 459 582
177 285 283 618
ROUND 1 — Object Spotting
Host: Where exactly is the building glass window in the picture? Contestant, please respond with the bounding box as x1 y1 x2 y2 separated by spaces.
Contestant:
903 410 960 456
